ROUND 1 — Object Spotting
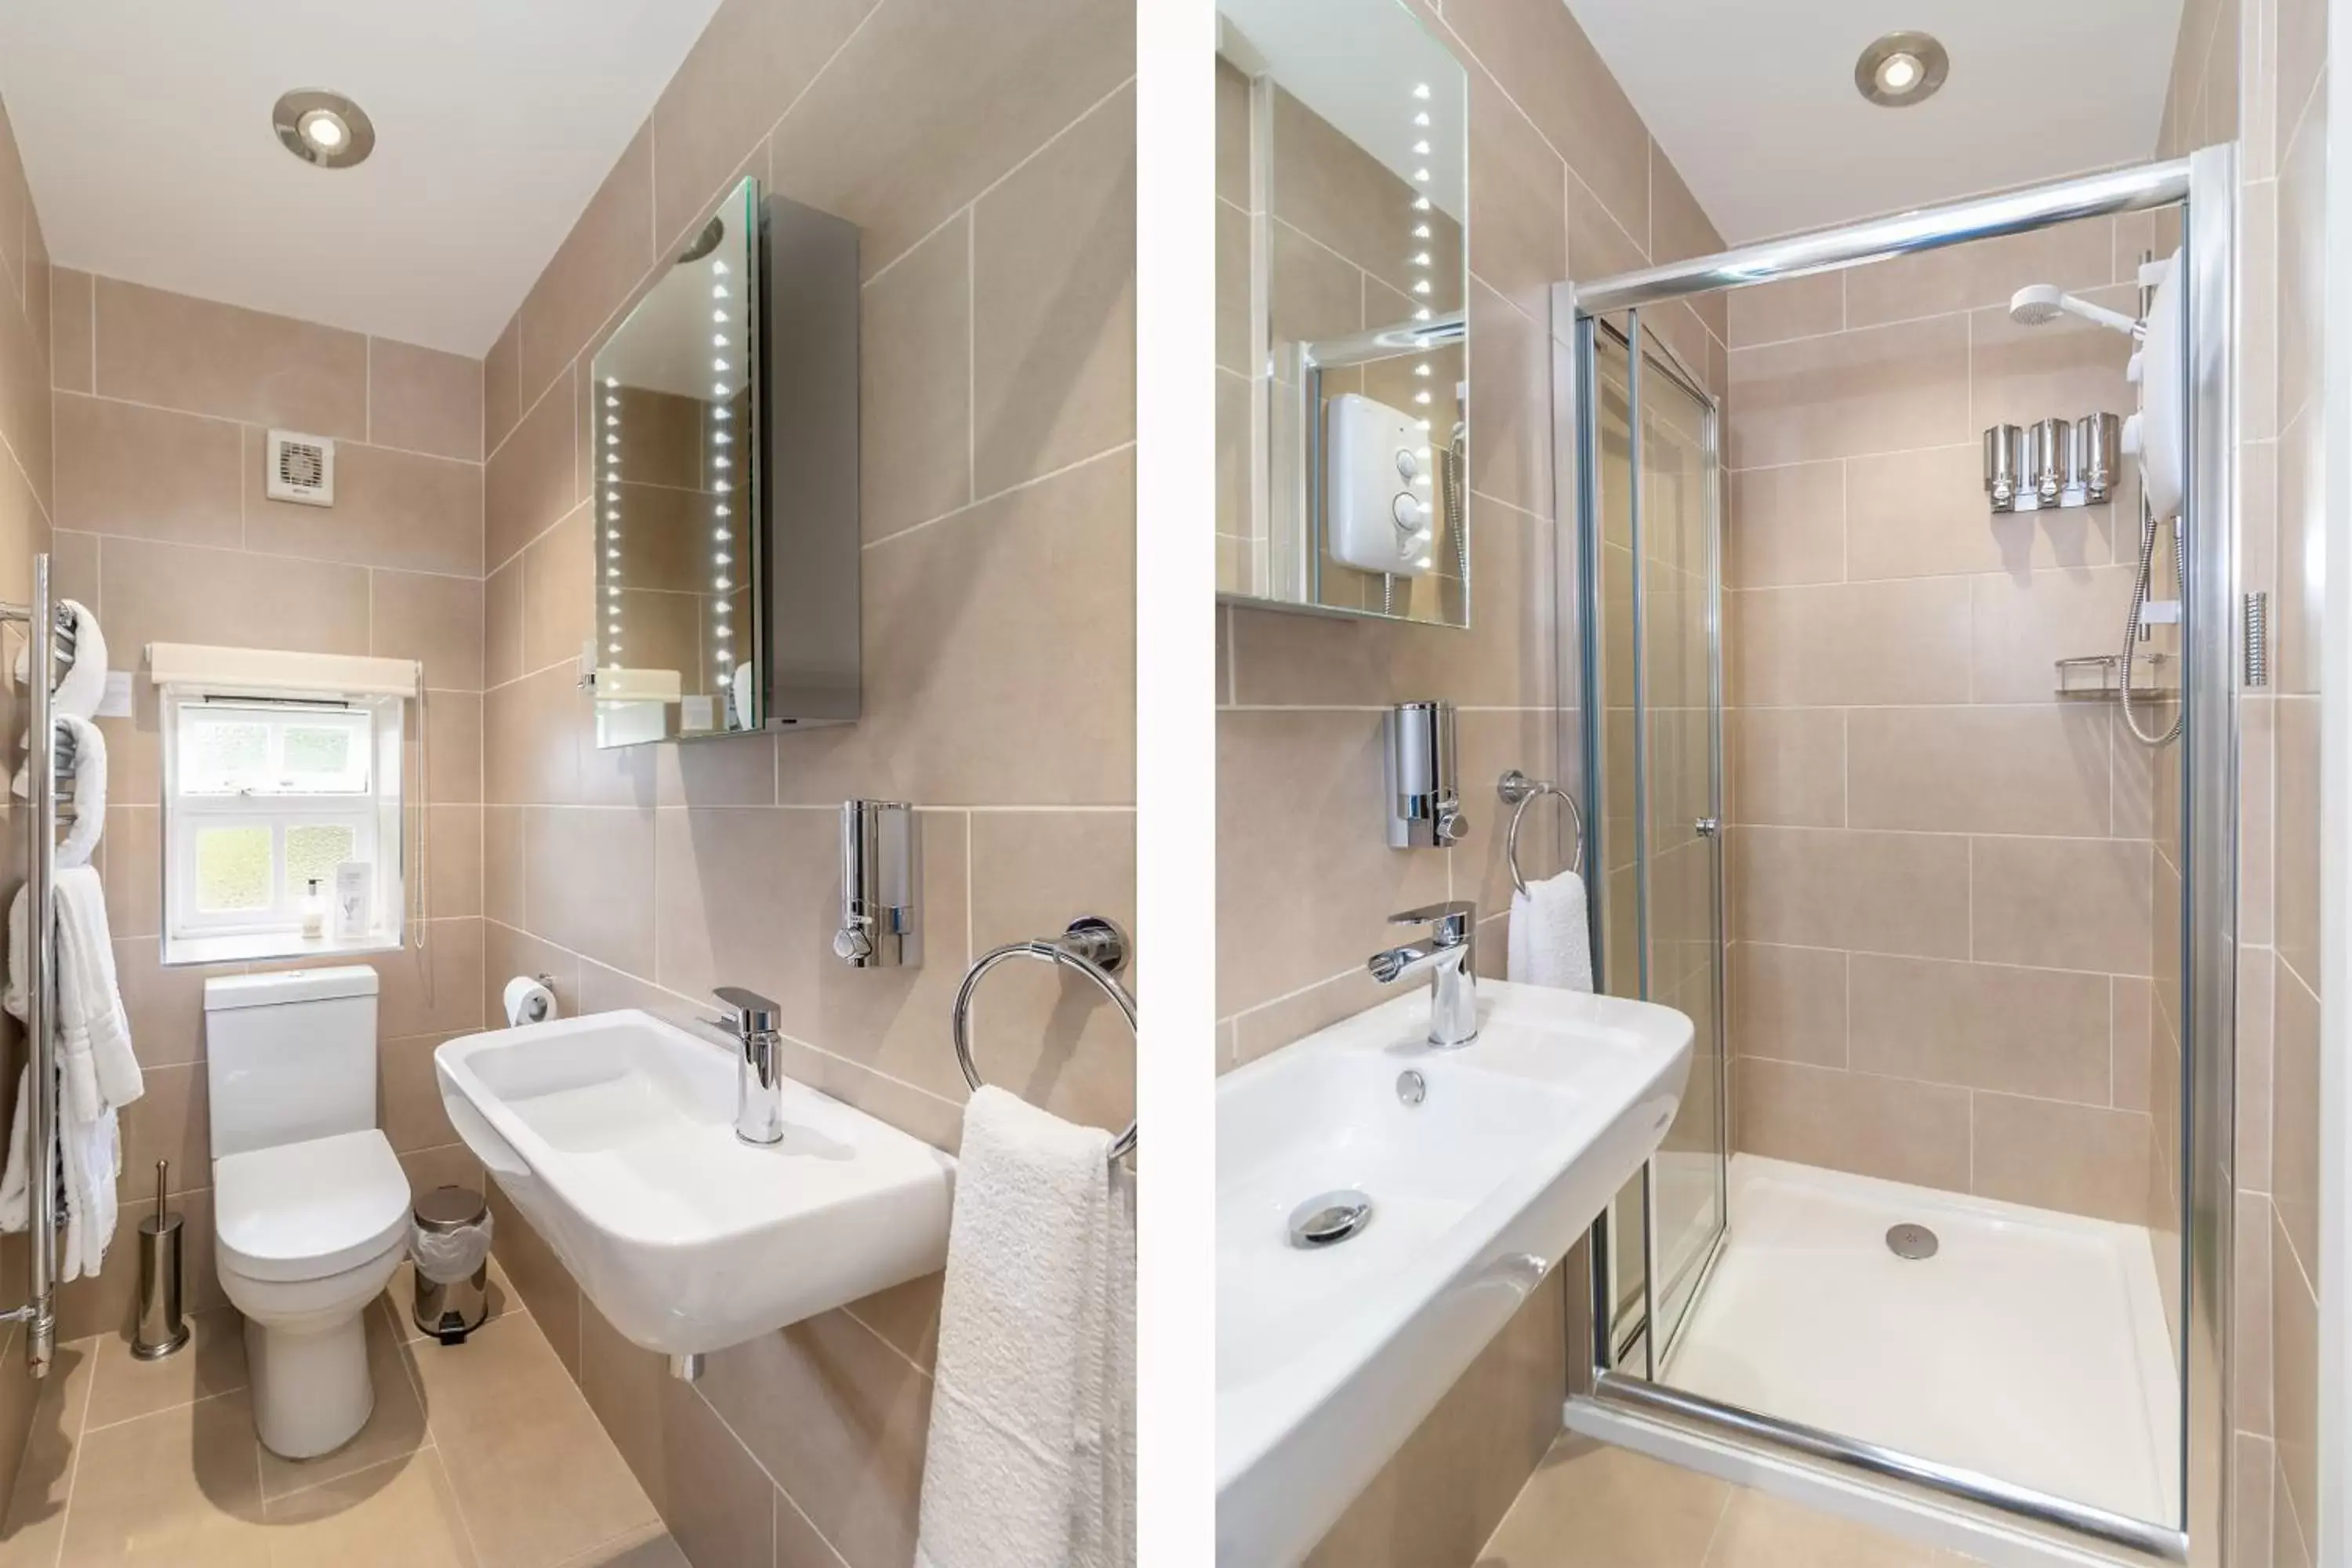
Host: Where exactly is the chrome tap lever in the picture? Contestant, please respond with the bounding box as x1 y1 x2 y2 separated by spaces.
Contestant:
1367 901 1479 1047
711 985 786 1145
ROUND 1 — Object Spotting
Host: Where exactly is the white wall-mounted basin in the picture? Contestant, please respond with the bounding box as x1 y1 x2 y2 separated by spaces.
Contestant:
1216 980 1693 1567
436 1011 954 1356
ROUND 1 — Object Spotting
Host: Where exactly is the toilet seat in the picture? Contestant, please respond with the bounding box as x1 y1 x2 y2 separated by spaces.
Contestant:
215 1128 410 1283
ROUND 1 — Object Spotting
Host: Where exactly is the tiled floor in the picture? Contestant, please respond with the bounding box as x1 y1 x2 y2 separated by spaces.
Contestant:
1479 1435 1980 1567
0 1260 680 1568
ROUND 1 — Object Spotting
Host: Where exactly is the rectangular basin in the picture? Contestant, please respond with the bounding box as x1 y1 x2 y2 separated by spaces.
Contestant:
437 1010 954 1356
1216 980 1692 1567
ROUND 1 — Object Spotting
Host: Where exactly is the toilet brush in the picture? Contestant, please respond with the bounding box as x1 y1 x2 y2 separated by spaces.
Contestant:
132 1160 189 1360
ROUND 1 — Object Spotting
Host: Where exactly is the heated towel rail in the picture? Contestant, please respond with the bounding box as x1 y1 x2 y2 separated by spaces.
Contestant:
0 554 73 1377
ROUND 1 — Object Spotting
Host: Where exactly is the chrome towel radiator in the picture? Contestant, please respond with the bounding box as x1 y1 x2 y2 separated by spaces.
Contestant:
0 555 77 1377
949 915 1138 1162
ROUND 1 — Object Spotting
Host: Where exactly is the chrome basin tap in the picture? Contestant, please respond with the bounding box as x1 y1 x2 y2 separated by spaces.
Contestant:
712 985 786 1145
1367 901 1479 1047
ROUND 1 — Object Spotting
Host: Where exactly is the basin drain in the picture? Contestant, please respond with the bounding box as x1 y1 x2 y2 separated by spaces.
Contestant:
1289 1190 1374 1249
1886 1222 1939 1260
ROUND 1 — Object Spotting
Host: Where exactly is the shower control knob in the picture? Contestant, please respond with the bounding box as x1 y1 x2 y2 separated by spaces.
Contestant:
832 924 874 963
1395 448 1421 481
1392 492 1428 529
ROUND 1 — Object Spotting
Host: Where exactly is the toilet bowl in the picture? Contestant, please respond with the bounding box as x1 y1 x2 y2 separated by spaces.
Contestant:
203 968 411 1461
214 1126 412 1458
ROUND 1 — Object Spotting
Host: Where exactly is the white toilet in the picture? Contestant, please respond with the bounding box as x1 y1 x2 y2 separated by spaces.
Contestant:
204 967 412 1460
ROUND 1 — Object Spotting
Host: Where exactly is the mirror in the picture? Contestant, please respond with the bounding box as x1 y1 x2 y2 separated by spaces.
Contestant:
586 179 862 748
1214 0 1470 625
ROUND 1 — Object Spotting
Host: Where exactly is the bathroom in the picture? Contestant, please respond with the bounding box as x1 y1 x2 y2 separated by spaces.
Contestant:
1211 0 2312 1563
0 2 1139 1566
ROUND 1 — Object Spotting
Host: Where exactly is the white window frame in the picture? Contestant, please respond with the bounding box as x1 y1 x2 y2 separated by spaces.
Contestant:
158 692 406 964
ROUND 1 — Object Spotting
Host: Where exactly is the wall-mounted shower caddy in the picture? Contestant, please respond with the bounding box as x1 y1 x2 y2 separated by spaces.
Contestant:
1983 413 2120 512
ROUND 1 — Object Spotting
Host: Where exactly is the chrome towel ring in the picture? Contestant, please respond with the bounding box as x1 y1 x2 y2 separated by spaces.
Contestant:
1499 769 1586 897
951 916 1138 1162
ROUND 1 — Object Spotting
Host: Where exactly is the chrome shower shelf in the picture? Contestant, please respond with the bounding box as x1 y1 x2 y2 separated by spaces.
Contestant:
2054 652 2174 701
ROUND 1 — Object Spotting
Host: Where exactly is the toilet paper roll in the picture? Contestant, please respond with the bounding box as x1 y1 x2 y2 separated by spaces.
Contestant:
503 976 557 1028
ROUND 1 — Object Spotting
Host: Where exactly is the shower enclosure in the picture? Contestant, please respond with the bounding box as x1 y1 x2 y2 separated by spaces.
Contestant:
1554 148 2236 1564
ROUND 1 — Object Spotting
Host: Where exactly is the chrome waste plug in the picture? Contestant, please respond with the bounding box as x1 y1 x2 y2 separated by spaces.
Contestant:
410 1185 495 1344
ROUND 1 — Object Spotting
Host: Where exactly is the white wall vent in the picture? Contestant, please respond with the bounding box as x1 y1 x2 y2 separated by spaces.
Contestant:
265 429 335 506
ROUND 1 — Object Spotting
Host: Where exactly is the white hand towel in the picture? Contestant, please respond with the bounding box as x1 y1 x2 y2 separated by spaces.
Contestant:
915 1087 1134 1568
7 867 140 1124
50 715 104 869
1507 869 1595 992
13 600 108 797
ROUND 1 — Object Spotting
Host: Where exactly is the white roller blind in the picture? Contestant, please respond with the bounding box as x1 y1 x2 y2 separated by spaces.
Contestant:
147 643 420 700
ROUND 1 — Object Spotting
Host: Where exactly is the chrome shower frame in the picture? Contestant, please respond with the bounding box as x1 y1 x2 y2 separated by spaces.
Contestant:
1551 147 2237 1566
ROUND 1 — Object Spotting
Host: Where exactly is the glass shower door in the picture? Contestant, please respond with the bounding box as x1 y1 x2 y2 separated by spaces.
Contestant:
1582 318 1727 1374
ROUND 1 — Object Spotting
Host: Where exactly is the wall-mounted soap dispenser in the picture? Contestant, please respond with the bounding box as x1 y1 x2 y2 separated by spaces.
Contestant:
835 800 919 967
1385 701 1468 848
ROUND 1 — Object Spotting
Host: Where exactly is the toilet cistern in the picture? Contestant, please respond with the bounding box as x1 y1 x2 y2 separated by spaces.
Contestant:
1367 901 1479 1047
710 985 786 1144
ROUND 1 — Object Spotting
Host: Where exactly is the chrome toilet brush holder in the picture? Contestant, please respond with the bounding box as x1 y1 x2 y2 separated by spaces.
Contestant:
133 1159 189 1360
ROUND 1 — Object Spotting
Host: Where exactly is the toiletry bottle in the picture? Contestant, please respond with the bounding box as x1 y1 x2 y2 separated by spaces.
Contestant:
301 878 326 940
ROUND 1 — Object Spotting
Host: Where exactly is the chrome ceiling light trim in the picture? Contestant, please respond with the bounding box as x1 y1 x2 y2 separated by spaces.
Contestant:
1853 31 1949 108
272 89 376 169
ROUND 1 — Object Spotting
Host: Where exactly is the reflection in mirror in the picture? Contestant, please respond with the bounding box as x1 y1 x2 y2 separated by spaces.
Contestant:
1215 0 1470 626
590 178 760 746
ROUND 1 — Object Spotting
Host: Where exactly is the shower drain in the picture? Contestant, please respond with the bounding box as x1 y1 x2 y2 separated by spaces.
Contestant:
1886 1222 1940 1261
1289 1190 1374 1249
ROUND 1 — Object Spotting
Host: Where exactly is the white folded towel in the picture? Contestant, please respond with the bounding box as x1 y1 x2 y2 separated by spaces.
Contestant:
0 1066 119 1283
6 866 141 1125
12 600 108 797
1507 869 1595 992
915 1087 1135 1568
47 715 104 869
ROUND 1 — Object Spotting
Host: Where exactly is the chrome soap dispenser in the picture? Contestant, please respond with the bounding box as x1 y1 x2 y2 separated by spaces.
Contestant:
835 800 920 967
1385 701 1468 848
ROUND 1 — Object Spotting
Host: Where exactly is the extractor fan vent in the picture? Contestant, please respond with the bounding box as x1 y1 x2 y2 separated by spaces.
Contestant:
266 429 335 506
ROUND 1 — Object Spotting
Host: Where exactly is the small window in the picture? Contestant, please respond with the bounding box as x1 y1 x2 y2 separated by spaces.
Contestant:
160 695 405 964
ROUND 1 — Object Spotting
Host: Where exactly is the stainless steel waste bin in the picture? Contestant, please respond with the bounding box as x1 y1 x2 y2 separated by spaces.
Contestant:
411 1185 492 1343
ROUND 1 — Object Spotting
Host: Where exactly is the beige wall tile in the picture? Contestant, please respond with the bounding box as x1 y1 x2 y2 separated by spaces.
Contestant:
372 568 486 692
767 0 1131 280
522 503 594 674
243 428 483 575
1848 444 2117 580
1738 1057 1971 1190
1732 577 1971 708
2113 975 2154 1112
2274 1202 2319 1544
1851 954 2111 1103
368 337 483 462
1968 564 2141 705
485 315 521 457
485 662 586 808
522 806 656 976
98 804 159 939
111 939 211 1068
1848 705 2110 837
1727 314 1970 468
1726 707 1845 829
55 393 243 547
521 125 654 412
486 362 578 571
118 1060 206 1196
1726 272 1842 349
1480 1431 1729 1568
2237 1190 2274 1439
1733 826 1970 959
2278 412 2321 695
1972 1094 2152 1222
972 83 1134 497
93 275 367 437
374 916 486 1038
660 1376 779 1568
1726 460 1842 589
2278 87 2325 427
649 0 871 253
1447 0 1650 249
96 535 369 655
769 447 1134 806
579 1297 671 1513
51 266 91 393
2237 946 2274 1189
1969 286 2138 432
861 212 971 543
379 1029 463 1154
1218 707 1449 1017
1270 87 1461 312
1468 73 1567 320
1971 834 2152 975
2276 695 2319 986
1843 217 2113 329
2274 960 2320 1282
702 1310 931 1568
1728 942 1846 1067
485 556 525 688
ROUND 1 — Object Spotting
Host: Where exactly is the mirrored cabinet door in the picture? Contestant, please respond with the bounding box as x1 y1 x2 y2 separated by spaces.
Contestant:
1214 0 1472 627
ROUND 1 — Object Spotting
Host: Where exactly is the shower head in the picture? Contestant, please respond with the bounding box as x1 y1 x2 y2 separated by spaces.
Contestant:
2008 284 2143 339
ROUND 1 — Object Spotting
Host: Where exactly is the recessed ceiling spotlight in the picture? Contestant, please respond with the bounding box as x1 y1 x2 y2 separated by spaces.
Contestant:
1854 31 1948 107
273 89 375 168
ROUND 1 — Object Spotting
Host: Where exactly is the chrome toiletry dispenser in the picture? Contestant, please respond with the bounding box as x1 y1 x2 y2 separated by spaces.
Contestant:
1984 413 2122 513
1385 701 1468 848
835 800 920 967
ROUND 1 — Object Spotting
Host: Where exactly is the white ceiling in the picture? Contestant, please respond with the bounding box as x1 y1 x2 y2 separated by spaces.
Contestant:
0 1 724 355
1566 0 2184 245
